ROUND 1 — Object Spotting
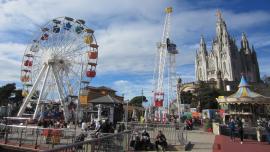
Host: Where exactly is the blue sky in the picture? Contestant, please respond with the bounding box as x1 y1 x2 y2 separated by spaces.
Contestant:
0 0 270 101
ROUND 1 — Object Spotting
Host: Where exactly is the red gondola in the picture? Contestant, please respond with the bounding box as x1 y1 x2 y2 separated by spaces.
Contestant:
86 70 96 77
24 60 33 66
88 51 98 59
41 33 49 40
154 92 164 107
90 44 99 48
21 75 30 82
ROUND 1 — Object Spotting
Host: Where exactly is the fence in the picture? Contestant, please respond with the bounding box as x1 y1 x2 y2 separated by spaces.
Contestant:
41 130 132 152
0 124 76 150
0 122 187 151
126 122 187 145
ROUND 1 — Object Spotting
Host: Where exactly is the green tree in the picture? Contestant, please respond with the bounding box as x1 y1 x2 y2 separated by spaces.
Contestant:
193 81 234 111
181 91 194 104
0 83 16 106
129 96 147 107
0 83 24 116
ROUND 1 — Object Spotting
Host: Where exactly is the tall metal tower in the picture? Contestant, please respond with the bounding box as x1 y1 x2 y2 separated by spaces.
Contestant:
167 39 178 113
153 7 173 108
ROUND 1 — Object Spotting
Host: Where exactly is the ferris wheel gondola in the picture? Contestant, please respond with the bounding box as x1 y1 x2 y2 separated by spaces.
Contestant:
18 17 99 122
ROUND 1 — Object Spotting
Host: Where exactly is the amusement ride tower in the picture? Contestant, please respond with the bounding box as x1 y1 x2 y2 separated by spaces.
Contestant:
153 7 177 120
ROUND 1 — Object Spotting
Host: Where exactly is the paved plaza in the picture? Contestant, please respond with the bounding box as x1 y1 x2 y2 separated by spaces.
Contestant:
186 129 270 152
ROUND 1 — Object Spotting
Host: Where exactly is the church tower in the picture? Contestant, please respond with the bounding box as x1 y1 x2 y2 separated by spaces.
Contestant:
195 10 260 84
213 10 235 81
195 36 208 81
240 33 260 82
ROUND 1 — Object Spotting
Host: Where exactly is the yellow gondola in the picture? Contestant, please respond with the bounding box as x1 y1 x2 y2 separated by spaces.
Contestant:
22 90 28 97
84 35 93 44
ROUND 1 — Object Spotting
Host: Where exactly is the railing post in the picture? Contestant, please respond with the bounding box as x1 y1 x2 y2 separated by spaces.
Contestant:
35 128 39 149
4 125 8 144
19 128 23 147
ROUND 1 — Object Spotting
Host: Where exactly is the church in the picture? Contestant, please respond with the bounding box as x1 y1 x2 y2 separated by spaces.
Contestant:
195 11 260 85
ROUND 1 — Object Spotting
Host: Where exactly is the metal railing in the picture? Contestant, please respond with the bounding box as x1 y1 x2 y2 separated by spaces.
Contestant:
41 130 132 152
126 122 188 145
0 124 76 150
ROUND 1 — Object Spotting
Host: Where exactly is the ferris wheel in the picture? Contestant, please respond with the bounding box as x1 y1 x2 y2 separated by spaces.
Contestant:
17 17 99 122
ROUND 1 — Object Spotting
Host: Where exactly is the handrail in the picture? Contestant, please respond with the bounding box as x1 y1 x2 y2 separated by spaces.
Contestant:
41 130 132 152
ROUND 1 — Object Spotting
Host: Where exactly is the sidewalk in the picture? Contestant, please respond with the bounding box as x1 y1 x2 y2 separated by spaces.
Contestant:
213 135 270 152
187 130 215 152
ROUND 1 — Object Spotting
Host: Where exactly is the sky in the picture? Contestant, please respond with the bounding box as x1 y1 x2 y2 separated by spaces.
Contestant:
0 0 270 102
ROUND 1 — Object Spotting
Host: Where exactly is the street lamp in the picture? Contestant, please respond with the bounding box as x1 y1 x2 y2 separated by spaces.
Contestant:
176 77 182 122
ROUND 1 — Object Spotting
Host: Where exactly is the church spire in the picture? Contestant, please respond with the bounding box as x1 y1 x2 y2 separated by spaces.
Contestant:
199 35 207 56
216 9 222 22
241 32 251 54
215 9 229 42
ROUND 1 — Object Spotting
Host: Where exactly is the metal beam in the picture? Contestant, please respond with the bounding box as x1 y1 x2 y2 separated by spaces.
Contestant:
17 64 48 117
33 65 51 119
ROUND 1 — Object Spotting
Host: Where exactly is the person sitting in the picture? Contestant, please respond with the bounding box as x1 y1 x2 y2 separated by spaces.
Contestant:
130 130 142 150
155 130 167 151
141 129 151 150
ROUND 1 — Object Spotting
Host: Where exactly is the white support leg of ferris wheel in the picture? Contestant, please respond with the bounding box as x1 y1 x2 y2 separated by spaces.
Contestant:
33 65 50 119
17 64 48 117
52 65 69 122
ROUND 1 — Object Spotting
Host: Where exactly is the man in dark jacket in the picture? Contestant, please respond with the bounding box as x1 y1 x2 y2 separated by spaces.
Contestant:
237 117 244 144
266 120 270 144
229 118 236 142
155 130 167 151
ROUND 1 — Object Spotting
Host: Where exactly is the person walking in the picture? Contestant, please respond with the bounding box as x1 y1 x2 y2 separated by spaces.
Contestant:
237 117 244 144
229 118 236 142
266 120 270 144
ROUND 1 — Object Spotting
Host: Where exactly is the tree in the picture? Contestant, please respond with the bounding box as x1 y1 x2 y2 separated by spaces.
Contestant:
192 82 233 111
129 96 147 107
180 91 194 104
0 83 24 116
0 83 16 106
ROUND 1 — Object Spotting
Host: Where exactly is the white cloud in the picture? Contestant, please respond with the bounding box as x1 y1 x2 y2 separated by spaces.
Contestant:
113 79 154 100
0 42 26 81
1 0 270 93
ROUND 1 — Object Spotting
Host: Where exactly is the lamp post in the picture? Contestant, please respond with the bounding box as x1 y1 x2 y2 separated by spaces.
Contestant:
176 77 182 122
125 99 129 129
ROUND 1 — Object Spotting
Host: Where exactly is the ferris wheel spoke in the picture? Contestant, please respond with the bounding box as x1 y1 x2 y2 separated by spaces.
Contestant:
54 34 77 54
63 69 75 96
63 47 87 59
57 37 84 57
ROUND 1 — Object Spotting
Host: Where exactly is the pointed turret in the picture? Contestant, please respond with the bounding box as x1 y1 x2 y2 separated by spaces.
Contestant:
251 45 256 53
238 75 249 87
240 32 251 54
215 9 229 41
199 35 207 56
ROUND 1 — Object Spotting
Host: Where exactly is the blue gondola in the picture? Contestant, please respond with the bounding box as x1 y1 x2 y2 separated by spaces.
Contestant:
75 26 84 34
64 22 72 30
53 26 60 33
52 19 61 24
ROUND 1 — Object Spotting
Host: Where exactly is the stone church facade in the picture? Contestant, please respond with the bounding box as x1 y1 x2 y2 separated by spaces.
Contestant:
195 11 260 83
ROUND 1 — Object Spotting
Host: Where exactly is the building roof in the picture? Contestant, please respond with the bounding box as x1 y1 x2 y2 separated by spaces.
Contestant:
230 76 263 98
86 86 116 92
90 95 122 104
217 76 270 104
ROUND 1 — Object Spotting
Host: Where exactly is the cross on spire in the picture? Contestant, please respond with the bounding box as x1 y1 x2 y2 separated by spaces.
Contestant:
216 9 222 20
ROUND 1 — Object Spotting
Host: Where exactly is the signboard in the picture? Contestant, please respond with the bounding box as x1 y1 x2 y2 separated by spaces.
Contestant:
79 95 88 105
